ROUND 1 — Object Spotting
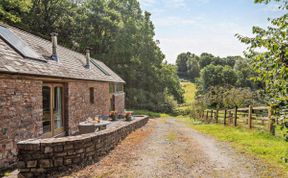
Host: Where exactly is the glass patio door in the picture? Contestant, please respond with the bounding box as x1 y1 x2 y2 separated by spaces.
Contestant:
42 84 64 137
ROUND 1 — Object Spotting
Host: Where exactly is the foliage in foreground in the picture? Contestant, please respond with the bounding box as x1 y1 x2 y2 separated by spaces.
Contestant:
237 0 288 139
180 118 288 172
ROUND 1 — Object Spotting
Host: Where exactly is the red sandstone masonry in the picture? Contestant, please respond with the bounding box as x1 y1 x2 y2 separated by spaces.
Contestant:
67 81 111 135
0 78 43 170
17 116 149 178
0 75 125 172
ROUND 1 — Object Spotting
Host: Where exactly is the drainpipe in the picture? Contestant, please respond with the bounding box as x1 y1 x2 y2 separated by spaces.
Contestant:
51 32 59 62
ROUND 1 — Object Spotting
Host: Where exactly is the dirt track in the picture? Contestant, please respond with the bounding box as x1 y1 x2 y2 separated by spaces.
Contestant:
60 118 284 178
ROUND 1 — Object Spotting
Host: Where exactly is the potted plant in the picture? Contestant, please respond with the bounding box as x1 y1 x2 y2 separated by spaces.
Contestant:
125 112 132 121
109 111 117 121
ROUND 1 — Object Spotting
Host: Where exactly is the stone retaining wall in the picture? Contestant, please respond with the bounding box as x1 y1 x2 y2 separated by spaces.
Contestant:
17 116 148 178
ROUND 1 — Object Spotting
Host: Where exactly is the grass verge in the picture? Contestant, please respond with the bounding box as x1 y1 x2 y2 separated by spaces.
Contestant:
178 117 288 173
130 109 170 118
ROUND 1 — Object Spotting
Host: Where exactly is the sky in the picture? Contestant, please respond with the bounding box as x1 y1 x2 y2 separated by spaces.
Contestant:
139 0 285 63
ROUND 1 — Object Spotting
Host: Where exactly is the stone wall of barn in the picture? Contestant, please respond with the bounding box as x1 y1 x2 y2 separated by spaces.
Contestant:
0 77 43 172
67 81 111 135
0 76 124 173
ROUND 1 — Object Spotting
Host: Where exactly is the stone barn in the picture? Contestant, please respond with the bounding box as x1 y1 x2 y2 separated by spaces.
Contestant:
0 24 125 171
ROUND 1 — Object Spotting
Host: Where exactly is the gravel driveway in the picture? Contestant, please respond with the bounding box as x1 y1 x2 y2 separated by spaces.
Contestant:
60 118 285 178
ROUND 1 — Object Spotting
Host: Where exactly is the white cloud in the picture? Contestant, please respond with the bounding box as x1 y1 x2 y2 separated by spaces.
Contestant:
139 0 156 6
166 0 186 8
194 0 210 4
159 36 247 64
155 21 253 63
141 0 209 9
153 16 203 27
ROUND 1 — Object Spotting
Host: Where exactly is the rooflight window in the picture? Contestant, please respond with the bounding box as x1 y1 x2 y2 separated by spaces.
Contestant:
0 25 44 61
90 60 111 76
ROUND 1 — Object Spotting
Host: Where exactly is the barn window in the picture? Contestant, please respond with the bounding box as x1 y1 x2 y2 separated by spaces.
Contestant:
116 83 124 92
89 87 94 104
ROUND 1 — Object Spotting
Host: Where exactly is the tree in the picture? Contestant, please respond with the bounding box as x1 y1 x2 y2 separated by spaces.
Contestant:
22 0 80 48
186 57 200 81
234 58 260 88
176 52 191 78
199 53 214 69
223 87 257 108
199 64 237 90
225 56 239 67
237 0 288 140
222 65 237 86
236 0 287 110
199 86 261 109
76 0 123 55
0 0 184 113
0 0 31 24
160 64 184 104
211 57 226 66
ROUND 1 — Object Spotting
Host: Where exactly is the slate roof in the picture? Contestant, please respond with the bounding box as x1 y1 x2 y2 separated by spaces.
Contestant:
0 25 125 83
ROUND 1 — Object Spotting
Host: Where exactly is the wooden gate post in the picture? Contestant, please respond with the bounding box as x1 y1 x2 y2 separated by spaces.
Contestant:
248 105 253 129
215 110 219 124
224 109 227 125
233 106 238 127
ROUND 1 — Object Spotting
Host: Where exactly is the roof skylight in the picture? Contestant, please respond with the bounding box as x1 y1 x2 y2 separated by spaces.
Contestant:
91 59 111 76
0 25 44 61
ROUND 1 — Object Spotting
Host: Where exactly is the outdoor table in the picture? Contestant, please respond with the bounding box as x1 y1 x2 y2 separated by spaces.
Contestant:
78 120 110 134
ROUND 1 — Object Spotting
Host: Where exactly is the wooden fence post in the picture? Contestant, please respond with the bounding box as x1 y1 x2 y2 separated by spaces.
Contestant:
268 107 275 135
229 110 233 124
248 105 253 129
224 109 227 125
206 110 209 122
200 110 205 120
215 110 219 124
210 110 213 123
233 106 238 127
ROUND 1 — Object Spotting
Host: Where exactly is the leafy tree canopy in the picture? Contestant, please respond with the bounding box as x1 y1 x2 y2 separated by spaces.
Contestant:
237 0 287 112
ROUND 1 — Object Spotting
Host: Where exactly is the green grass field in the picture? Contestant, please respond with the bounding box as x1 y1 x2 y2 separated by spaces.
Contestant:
130 109 170 118
179 117 288 174
181 82 197 104
176 82 197 114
